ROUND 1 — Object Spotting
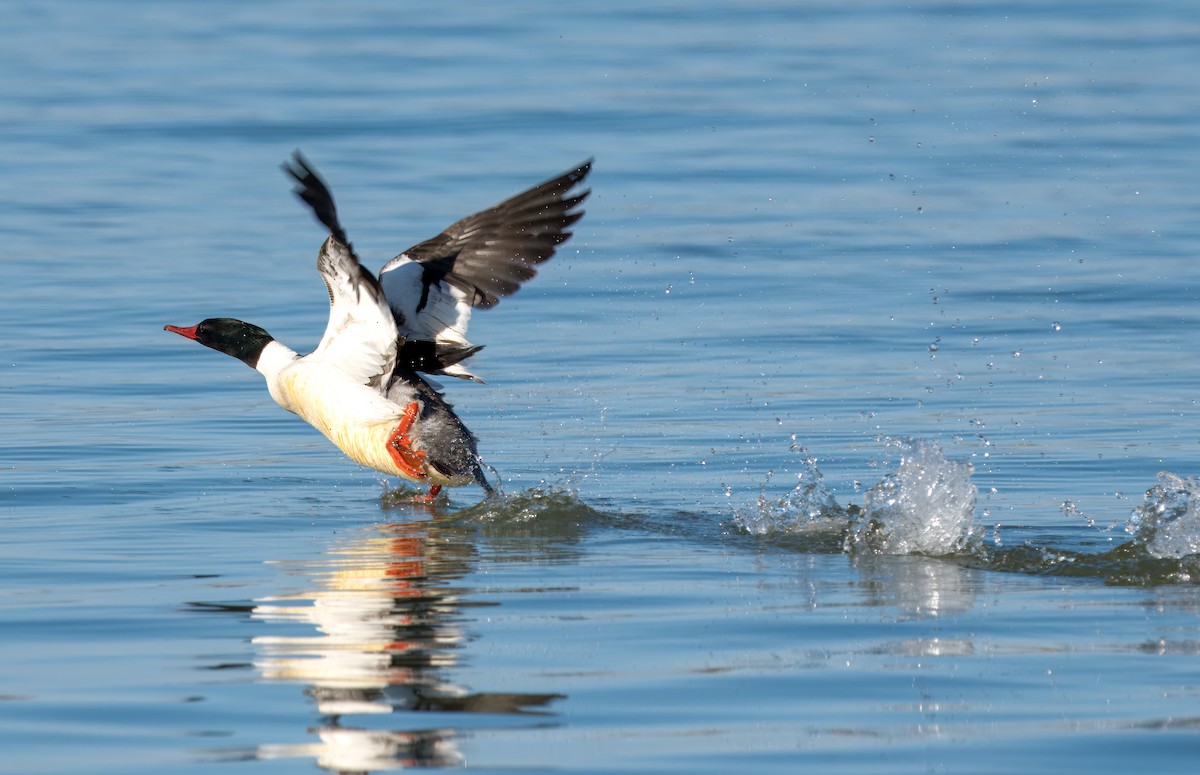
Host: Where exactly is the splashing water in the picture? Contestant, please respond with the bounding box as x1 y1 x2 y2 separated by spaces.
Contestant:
734 438 980 558
853 439 981 556
728 439 1200 583
453 483 609 525
733 443 844 536
1128 472 1200 559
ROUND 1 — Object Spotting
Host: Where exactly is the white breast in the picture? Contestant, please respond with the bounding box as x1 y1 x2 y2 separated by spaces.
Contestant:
265 357 421 478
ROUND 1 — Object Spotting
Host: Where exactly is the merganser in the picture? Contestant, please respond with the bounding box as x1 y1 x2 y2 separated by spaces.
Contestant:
166 153 591 501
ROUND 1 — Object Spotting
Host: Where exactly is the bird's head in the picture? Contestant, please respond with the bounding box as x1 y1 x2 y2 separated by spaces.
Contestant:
164 318 275 368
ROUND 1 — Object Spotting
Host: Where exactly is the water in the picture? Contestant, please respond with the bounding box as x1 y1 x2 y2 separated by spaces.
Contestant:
4 0 1200 771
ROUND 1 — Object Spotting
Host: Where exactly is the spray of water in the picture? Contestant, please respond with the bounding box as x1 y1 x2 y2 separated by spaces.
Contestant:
735 437 981 557
1128 472 1200 559
733 442 845 537
852 438 982 556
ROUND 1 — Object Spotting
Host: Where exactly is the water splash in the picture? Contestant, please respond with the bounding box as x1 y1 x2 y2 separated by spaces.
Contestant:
453 482 611 529
733 438 981 558
1128 472 1200 559
852 439 981 556
732 443 845 537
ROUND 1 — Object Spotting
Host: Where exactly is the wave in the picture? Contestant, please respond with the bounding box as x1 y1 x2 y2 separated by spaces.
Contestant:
379 438 1200 587
730 437 1200 586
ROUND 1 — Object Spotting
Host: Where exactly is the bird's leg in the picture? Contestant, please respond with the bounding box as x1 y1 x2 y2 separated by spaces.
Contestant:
386 402 428 481
416 485 443 503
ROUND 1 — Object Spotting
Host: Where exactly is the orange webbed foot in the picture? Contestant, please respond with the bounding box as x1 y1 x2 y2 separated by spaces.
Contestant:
386 402 428 481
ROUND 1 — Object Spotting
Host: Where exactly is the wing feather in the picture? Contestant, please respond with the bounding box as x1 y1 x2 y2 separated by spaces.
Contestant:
378 159 592 380
283 153 397 387
381 162 591 310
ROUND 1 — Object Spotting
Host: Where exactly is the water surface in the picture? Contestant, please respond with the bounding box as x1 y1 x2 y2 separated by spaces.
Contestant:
4 1 1200 772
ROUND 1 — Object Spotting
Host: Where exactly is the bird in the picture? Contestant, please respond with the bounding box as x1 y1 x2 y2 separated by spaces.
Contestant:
166 152 591 501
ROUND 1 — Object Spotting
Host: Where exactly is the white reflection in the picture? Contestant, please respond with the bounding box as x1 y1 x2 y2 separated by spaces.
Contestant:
240 518 561 771
857 555 979 619
259 727 463 770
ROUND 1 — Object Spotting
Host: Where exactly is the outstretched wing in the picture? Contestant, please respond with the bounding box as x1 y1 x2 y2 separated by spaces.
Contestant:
283 152 397 388
378 159 592 380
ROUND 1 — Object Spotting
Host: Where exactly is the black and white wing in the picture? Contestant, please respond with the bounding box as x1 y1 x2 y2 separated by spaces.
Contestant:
378 159 591 381
283 152 397 388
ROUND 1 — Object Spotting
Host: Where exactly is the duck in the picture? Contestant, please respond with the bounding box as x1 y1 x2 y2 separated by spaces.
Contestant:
166 152 591 501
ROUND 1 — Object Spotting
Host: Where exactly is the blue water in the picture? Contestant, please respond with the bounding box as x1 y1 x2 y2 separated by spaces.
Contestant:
5 1 1200 772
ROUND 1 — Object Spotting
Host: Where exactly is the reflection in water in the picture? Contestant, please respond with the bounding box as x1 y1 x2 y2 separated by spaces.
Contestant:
855 555 978 619
855 555 979 659
257 728 461 771
201 515 564 771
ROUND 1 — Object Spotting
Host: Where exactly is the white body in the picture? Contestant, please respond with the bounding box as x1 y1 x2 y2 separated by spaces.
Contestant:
256 340 470 486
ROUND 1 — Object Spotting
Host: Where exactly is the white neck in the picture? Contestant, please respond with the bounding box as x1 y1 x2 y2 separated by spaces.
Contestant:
255 340 301 414
255 340 300 379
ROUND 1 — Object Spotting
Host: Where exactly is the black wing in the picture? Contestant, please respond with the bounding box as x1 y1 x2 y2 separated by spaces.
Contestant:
380 159 592 310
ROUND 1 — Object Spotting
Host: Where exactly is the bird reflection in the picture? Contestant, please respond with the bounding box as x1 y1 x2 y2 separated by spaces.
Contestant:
257 728 462 771
197 514 564 771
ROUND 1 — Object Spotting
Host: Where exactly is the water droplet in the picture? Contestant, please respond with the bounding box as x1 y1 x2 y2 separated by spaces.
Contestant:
1012 349 1022 358
868 135 876 143
1051 321 1062 332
